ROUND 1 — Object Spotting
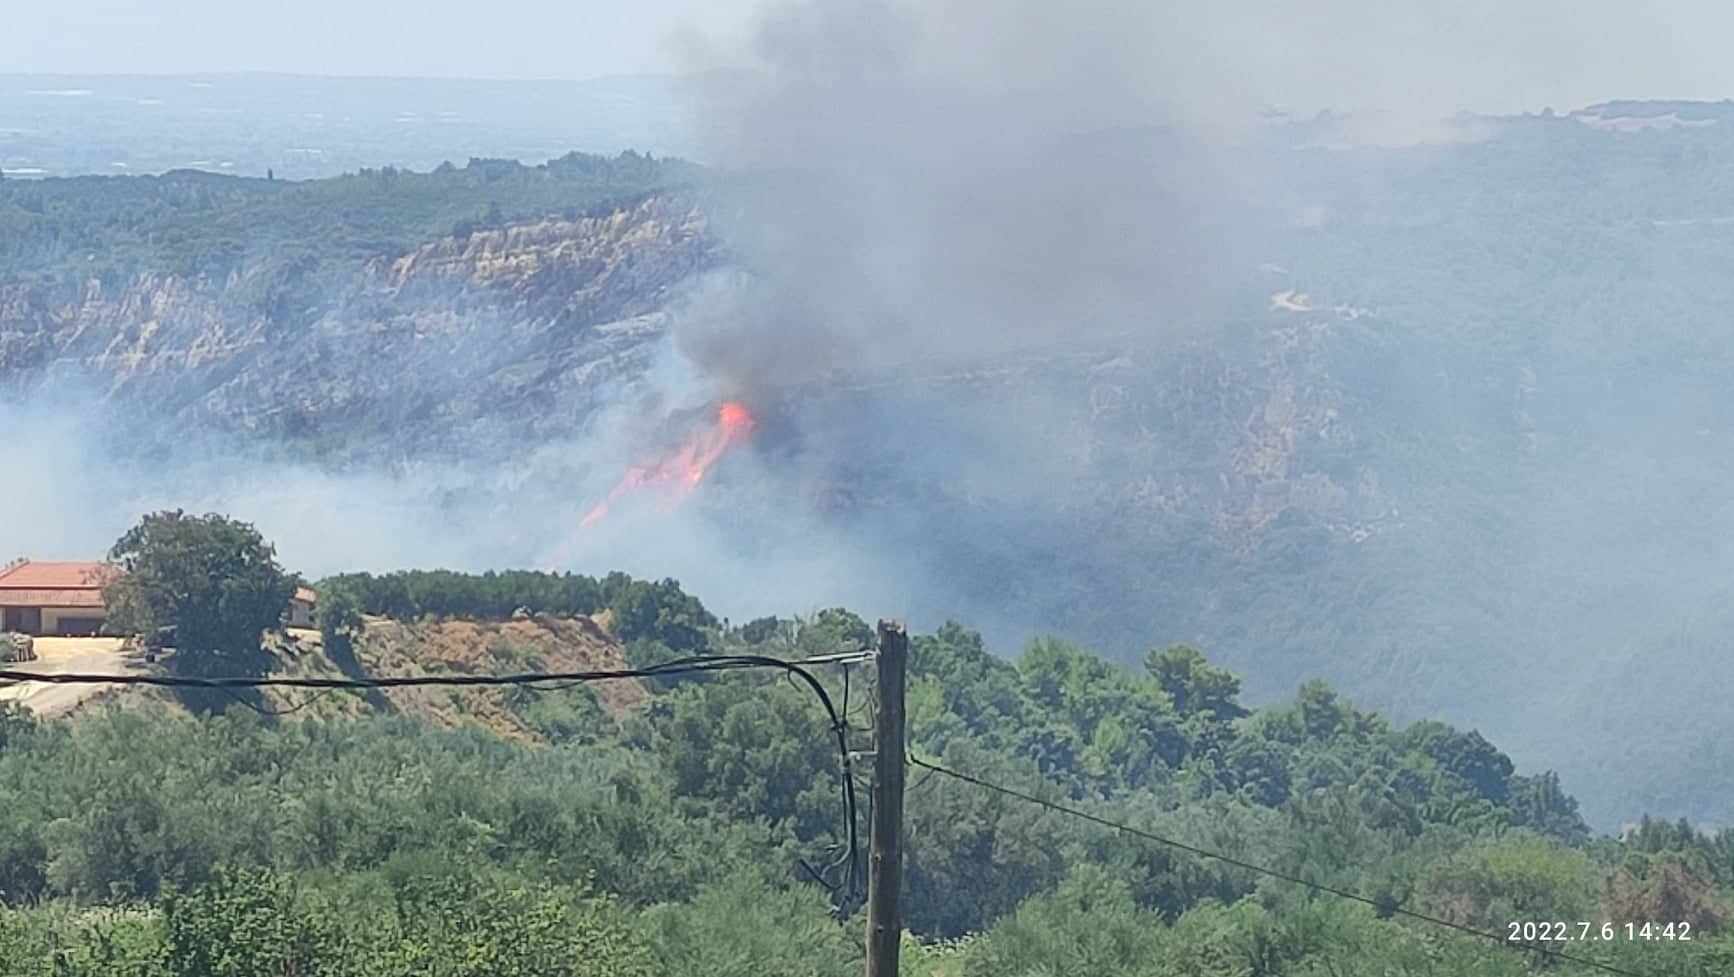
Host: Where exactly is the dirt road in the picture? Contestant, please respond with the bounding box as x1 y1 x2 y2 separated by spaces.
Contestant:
0 637 143 716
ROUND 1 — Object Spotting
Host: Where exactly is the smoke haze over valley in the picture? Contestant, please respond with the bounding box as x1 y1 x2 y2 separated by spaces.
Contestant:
13 3 1734 839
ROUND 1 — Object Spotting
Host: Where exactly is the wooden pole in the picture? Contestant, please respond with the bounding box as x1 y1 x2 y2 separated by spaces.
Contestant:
866 619 908 977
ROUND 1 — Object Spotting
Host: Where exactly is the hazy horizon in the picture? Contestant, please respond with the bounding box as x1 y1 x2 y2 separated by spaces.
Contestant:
11 0 1734 117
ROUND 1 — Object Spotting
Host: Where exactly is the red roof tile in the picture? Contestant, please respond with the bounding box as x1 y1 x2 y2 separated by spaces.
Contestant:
0 562 113 609
0 561 113 591
294 586 317 604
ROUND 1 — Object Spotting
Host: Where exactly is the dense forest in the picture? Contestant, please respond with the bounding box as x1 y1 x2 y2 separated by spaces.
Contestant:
0 150 692 281
2 564 1731 975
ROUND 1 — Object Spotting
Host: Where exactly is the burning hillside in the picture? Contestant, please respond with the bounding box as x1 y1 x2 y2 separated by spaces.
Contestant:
541 400 758 568
580 401 757 528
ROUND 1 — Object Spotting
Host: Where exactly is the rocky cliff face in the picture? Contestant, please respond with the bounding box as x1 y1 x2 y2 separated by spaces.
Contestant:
0 190 1389 542
0 195 722 457
0 272 247 382
793 308 1400 551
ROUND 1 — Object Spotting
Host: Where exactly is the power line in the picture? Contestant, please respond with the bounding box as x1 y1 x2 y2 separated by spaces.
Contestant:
0 652 871 914
215 683 345 717
908 755 1655 977
0 651 871 692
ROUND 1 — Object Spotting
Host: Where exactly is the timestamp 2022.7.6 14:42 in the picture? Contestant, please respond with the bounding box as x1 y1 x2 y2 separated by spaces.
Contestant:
1507 921 1693 943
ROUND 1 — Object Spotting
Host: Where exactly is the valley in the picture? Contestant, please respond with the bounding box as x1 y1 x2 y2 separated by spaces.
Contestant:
4 101 1734 835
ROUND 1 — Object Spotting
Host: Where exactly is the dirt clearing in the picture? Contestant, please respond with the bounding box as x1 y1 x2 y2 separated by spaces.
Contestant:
0 637 140 716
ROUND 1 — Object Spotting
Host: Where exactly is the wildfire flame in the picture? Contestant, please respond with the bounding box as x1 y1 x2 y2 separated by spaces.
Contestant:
541 401 757 568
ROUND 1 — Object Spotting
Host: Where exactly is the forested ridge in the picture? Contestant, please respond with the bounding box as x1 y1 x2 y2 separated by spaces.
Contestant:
0 150 691 281
1 568 1730 975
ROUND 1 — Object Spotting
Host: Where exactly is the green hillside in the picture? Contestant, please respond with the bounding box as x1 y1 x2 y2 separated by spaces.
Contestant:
0 150 692 280
1 566 1730 975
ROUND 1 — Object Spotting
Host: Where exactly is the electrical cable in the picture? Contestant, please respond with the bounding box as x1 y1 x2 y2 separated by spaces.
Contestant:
907 755 1656 977
0 652 867 915
213 683 345 717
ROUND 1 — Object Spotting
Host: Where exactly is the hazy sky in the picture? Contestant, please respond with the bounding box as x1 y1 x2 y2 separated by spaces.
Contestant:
3 0 750 80
8 0 1734 115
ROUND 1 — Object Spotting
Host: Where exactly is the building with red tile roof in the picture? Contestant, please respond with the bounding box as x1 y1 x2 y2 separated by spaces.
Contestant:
287 585 318 629
0 560 114 636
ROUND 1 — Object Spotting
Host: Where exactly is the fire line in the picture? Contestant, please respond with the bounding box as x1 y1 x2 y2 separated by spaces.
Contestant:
541 401 757 569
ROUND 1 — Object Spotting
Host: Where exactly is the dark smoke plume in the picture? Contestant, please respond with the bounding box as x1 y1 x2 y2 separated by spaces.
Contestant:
672 0 1260 397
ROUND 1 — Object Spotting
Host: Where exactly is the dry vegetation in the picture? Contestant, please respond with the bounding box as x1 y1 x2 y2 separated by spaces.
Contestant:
79 613 648 741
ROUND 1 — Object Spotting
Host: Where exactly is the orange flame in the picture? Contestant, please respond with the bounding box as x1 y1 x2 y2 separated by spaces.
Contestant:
542 401 757 568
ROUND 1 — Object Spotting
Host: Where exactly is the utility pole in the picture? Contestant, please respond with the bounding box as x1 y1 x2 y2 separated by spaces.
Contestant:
865 619 908 977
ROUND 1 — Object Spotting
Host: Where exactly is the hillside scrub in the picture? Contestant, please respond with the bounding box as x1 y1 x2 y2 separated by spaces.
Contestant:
0 578 1726 974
